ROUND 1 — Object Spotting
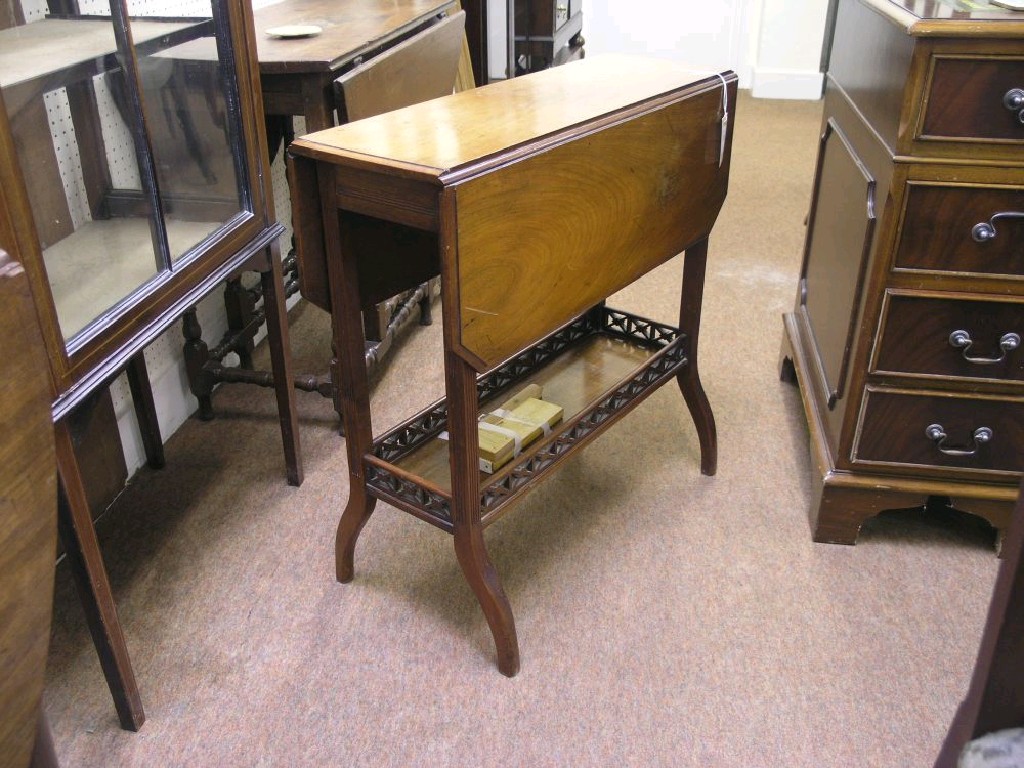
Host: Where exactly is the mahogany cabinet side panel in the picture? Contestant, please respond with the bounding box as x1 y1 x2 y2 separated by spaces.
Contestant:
828 0 913 154
451 87 731 370
0 255 57 768
798 117 875 420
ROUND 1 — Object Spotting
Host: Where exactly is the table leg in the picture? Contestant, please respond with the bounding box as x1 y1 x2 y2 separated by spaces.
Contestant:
328 208 377 581
54 419 144 731
445 349 520 676
125 352 164 470
181 308 214 421
676 237 717 476
302 83 335 133
259 242 303 487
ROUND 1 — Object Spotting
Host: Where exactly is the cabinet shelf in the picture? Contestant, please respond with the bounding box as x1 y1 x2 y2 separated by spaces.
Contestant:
365 306 688 530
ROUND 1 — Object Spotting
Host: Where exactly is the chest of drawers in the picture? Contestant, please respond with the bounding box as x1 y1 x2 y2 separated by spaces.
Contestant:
781 0 1024 548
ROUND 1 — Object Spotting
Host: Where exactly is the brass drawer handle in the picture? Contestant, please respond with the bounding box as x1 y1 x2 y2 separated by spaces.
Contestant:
948 329 1020 364
971 211 1024 242
925 423 993 457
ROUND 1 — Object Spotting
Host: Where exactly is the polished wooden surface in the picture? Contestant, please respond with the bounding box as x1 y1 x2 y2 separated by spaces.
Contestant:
297 55 732 174
854 387 1024 475
295 54 734 367
865 0 1024 34
780 0 1024 546
293 57 732 675
335 10 465 122
0 252 57 768
253 0 455 73
893 176 1024 275
873 292 1024 381
453 86 729 369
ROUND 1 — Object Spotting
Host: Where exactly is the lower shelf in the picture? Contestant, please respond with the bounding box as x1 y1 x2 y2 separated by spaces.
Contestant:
364 305 689 531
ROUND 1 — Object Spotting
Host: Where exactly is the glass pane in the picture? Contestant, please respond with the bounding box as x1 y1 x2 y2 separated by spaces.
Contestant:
0 2 165 341
129 0 247 265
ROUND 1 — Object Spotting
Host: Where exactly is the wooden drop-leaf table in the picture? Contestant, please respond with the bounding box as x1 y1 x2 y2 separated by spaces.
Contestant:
288 55 736 675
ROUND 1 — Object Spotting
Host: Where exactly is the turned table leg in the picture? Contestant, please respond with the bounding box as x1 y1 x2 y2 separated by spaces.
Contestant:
676 237 717 476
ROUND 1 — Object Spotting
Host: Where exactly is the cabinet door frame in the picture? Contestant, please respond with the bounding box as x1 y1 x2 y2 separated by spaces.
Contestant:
0 0 277 418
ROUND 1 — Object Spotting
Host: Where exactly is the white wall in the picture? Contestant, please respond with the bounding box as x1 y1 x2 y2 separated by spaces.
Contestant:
491 0 829 100
749 0 830 99
581 0 752 81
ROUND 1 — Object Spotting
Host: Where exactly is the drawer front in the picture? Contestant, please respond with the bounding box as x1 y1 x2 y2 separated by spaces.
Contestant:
873 293 1024 382
854 388 1024 476
919 55 1024 145
893 180 1024 277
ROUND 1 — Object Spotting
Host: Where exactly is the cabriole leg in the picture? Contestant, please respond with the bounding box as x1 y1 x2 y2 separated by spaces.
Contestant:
676 237 717 475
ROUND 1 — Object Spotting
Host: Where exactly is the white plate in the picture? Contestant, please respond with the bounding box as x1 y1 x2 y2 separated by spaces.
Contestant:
265 24 323 38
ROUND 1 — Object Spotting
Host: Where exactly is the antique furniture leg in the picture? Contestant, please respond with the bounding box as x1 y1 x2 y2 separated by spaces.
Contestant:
54 419 144 731
125 352 164 470
180 246 303 485
812 483 927 545
446 348 520 676
182 308 215 420
259 242 303 486
223 277 256 369
330 206 378 579
676 237 717 476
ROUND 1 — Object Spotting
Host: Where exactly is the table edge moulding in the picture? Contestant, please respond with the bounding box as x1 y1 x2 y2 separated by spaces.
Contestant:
288 55 737 675
780 0 1024 552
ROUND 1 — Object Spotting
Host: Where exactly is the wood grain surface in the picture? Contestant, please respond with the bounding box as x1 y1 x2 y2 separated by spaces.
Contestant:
254 0 455 72
451 85 731 369
295 55 733 174
0 252 57 768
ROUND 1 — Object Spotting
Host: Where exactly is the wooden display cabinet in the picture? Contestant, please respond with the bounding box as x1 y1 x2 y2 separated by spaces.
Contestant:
0 0 301 730
513 0 583 74
289 56 735 675
780 0 1024 548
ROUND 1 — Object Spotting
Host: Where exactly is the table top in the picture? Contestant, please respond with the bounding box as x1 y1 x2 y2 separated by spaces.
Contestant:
291 55 733 178
0 17 198 89
290 54 736 369
252 0 455 74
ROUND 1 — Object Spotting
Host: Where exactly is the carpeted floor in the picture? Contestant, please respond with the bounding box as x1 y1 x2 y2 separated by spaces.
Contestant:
43 91 1001 767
